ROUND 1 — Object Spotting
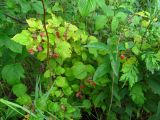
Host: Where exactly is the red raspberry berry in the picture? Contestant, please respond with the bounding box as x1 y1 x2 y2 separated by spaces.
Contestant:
56 31 60 38
28 49 34 55
52 53 59 59
120 54 125 60
40 32 45 37
80 85 85 89
37 46 43 52
91 82 96 87
76 91 81 98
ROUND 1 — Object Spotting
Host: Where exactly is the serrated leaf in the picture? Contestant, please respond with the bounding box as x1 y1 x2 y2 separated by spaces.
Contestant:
130 84 145 105
55 41 71 60
12 30 32 46
5 39 22 53
55 76 68 88
48 102 60 112
116 12 127 22
82 100 91 109
120 57 139 87
1 64 25 85
16 94 32 105
71 62 87 80
12 84 27 97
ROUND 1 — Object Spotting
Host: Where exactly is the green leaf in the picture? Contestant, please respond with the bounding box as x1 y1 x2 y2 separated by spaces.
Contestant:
95 15 107 30
120 57 139 87
0 36 6 47
55 41 72 60
109 53 120 77
130 84 145 105
1 63 25 85
48 102 60 112
93 63 111 81
31 1 43 14
82 100 91 109
116 12 127 22
12 84 27 97
18 0 31 13
78 0 96 16
55 76 68 88
5 39 22 54
0 35 22 53
71 62 87 80
85 42 109 51
63 87 73 96
96 0 114 17
147 78 160 95
16 94 32 105
111 17 119 32
12 30 32 46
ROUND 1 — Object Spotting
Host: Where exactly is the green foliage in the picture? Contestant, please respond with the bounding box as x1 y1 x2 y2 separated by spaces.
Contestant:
1 0 160 119
1 63 25 85
12 84 27 97
130 84 145 105
120 57 139 87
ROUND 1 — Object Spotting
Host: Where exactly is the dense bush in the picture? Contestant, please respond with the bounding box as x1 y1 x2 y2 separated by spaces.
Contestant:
0 0 160 120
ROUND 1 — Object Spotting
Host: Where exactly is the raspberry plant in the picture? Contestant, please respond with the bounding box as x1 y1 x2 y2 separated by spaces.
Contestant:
1 0 160 120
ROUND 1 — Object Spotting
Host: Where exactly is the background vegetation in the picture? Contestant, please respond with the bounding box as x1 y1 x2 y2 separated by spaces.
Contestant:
0 0 160 120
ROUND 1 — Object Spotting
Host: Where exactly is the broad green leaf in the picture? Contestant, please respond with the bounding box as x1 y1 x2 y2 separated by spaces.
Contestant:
12 30 32 46
82 100 91 109
93 63 111 81
5 39 22 53
147 78 160 95
12 84 27 97
44 70 52 78
116 12 127 22
130 84 145 105
1 63 25 85
78 0 96 16
97 0 114 17
18 0 31 13
31 1 43 14
95 15 107 30
55 41 72 59
62 87 73 96
111 17 119 32
71 62 87 80
26 19 43 29
16 94 32 105
85 42 109 51
55 76 68 88
55 66 65 75
0 35 22 53
48 102 60 112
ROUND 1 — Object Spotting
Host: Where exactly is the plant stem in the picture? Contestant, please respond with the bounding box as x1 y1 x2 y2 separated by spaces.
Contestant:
41 0 50 66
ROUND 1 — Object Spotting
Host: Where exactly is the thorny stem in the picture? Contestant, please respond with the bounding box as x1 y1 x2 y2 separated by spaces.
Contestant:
41 0 50 66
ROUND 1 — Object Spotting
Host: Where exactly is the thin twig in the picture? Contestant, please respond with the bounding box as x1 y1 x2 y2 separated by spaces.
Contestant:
41 0 50 65
4 13 27 24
